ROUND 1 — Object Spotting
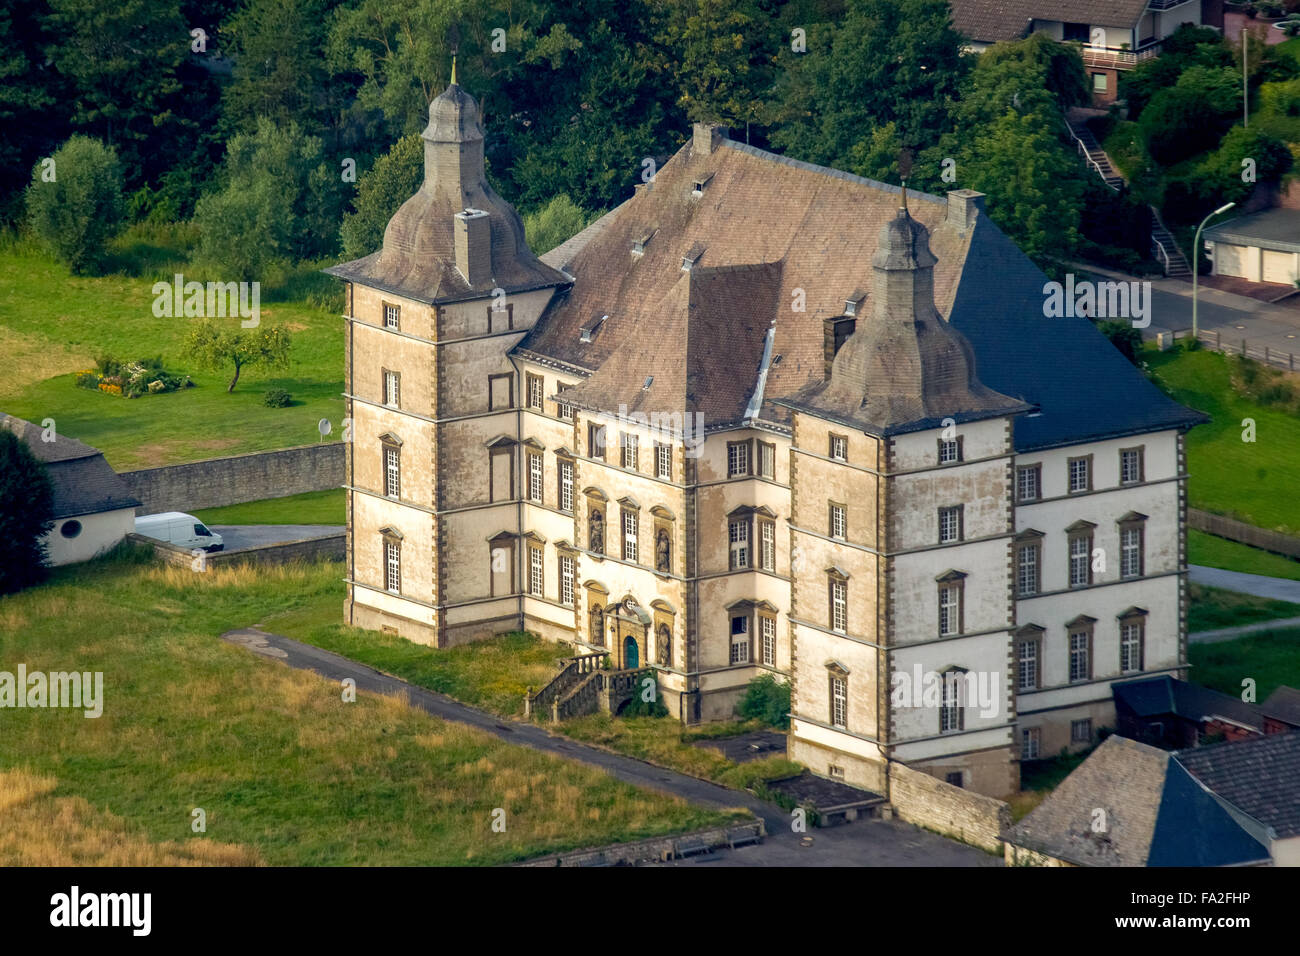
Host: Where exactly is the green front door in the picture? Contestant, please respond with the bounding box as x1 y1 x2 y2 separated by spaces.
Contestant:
624 635 638 669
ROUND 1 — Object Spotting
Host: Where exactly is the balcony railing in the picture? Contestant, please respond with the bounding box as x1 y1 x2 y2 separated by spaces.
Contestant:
1080 40 1162 69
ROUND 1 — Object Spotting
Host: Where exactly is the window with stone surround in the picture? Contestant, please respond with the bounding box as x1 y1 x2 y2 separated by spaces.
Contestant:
384 538 401 594
383 302 400 330
759 518 776 572
1120 446 1144 485
1015 626 1043 691
656 441 672 480
528 545 543 596
938 436 963 465
1068 454 1092 494
526 373 544 411
558 459 574 513
937 571 966 637
758 441 776 479
383 369 400 408
1021 727 1040 760
727 440 750 478
559 554 574 606
940 669 964 733
622 508 639 563
829 434 848 462
1072 718 1093 743
729 518 750 570
488 373 512 411
829 502 847 540
1016 537 1041 597
829 574 848 633
1119 513 1146 580
588 423 607 461
1068 617 1095 682
938 505 963 544
829 669 848 729
620 432 639 471
760 614 776 667
1068 522 1095 588
527 452 543 504
557 384 573 421
383 440 401 499
1120 608 1147 674
1017 464 1041 502
730 615 750 664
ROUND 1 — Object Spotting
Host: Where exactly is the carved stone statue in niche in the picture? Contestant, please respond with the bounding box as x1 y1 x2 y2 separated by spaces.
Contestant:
655 527 671 573
657 624 671 666
589 508 604 554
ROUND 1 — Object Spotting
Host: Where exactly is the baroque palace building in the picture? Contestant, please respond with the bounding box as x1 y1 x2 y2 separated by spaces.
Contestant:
327 77 1205 798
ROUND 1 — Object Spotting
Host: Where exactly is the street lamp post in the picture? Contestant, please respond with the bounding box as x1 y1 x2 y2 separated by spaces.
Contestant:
1192 202 1237 342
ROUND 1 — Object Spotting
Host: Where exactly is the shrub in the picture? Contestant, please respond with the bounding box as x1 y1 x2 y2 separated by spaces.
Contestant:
735 674 791 729
620 674 670 718
25 136 125 275
1097 320 1144 365
263 387 292 408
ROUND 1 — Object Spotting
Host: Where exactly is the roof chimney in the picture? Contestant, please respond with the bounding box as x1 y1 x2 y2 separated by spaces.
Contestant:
454 208 491 286
946 189 986 231
692 123 728 156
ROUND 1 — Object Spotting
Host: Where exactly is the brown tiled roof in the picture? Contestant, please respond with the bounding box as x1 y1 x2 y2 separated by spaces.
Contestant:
949 0 1152 44
325 83 568 304
775 205 1031 435
558 262 783 428
517 134 975 429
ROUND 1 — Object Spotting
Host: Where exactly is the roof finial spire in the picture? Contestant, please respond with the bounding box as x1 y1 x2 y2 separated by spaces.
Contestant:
450 54 457 86
900 180 908 213
898 146 914 215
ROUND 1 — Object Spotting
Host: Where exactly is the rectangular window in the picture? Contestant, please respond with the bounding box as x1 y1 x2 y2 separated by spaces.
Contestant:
559 554 575 606
1121 621 1144 673
939 584 961 637
528 453 543 504
622 510 638 563
1069 631 1091 682
758 441 776 479
557 384 573 421
1017 640 1038 692
526 373 544 411
1069 534 1092 588
1068 456 1091 494
383 369 400 407
1017 543 1040 596
1120 447 1143 485
759 519 776 572
829 435 847 462
938 505 962 544
940 672 963 733
730 615 750 665
1121 526 1143 579
656 442 672 480
1091 72 1108 94
385 540 401 594
384 445 401 499
558 459 574 514
1071 718 1093 743
939 437 962 464
727 441 749 477
829 503 847 540
729 519 750 570
588 424 606 460
621 432 639 471
1021 727 1040 760
383 303 400 330
830 676 847 728
1016 465 1041 502
760 615 776 667
529 546 543 596
830 579 847 633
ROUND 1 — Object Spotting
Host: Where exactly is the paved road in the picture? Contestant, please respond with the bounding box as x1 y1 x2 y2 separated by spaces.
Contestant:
1190 565 1300 603
212 524 343 552
1191 616 1300 644
220 627 999 867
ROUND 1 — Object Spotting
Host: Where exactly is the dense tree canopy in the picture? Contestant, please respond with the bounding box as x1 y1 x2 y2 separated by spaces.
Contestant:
26 136 126 275
0 429 55 595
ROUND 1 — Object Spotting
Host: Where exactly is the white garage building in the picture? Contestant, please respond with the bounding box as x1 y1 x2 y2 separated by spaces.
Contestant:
1 414 141 565
1204 209 1300 287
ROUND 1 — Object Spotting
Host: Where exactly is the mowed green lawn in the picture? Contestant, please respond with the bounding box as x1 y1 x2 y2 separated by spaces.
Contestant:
1189 529 1300 582
196 489 346 526
0 237 344 470
0 548 739 865
1147 348 1300 534
1190 628 1300 703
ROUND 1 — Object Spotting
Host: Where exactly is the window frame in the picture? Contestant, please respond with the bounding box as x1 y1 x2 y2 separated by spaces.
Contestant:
528 545 544 596
526 452 544 504
1119 611 1146 674
588 423 607 461
1021 727 1041 760
558 458 574 514
1016 464 1041 503
382 368 401 408
1067 454 1093 494
383 302 400 331
728 517 751 571
940 670 964 733
829 672 848 729
1068 621 1095 682
1119 446 1145 485
655 441 672 480
384 538 401 594
829 502 847 541
938 435 964 465
622 508 639 563
727 440 751 478
938 505 963 544
829 575 848 634
383 441 401 499
760 613 777 667
1016 538 1041 597
757 440 776 479
1119 516 1146 580
487 373 513 411
1068 527 1094 589
1015 627 1043 692
620 431 639 471
559 553 575 607
758 517 776 572
937 575 965 637
829 434 848 463
526 373 545 412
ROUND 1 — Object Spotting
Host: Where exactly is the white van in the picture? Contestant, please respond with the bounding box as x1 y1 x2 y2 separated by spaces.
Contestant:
135 512 224 552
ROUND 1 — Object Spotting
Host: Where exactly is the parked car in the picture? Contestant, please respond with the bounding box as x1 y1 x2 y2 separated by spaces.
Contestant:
134 512 224 552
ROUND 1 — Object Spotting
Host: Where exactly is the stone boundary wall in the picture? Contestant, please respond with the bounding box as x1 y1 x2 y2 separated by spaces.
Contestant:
120 442 344 516
515 820 765 867
888 763 1010 854
127 532 344 568
1190 509 1300 560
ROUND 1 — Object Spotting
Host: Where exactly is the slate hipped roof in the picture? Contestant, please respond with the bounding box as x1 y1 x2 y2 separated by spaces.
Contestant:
0 414 140 519
1176 731 1300 840
1113 674 1265 734
1262 686 1300 728
1008 735 1270 866
325 80 568 304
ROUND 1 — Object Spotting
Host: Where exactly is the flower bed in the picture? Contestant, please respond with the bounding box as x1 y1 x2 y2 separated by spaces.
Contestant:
76 355 192 399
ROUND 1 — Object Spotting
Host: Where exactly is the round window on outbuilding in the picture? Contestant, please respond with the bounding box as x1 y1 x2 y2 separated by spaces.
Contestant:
60 519 82 539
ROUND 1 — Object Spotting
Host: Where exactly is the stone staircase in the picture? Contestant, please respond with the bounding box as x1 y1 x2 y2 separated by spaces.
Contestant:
1066 117 1193 278
525 652 650 722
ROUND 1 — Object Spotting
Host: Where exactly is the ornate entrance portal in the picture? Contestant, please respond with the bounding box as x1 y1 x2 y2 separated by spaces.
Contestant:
608 596 651 670
623 635 639 668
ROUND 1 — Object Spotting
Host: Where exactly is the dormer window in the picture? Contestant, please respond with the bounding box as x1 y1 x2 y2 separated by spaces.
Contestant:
681 242 706 272
844 290 867 316
580 314 608 343
691 173 715 197
631 230 656 256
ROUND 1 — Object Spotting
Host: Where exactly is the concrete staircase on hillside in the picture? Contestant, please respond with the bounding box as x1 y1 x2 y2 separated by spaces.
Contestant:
1066 118 1193 279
